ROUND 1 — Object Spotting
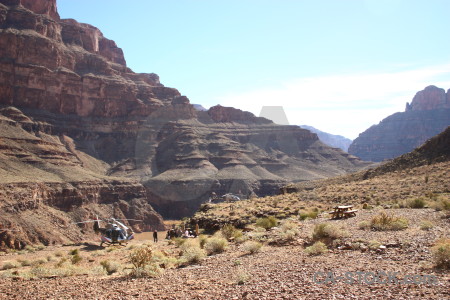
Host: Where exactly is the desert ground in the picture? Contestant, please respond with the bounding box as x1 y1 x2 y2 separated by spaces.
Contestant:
0 208 448 300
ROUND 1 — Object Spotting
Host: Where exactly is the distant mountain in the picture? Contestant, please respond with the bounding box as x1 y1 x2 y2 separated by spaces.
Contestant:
362 125 450 178
193 104 208 111
349 85 450 162
300 125 352 152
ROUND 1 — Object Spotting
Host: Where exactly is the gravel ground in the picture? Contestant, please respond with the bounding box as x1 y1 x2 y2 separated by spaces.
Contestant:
0 209 448 299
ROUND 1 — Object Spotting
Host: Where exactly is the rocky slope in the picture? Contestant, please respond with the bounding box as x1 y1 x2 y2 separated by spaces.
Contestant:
0 0 369 233
300 125 352 152
348 85 450 162
0 106 165 249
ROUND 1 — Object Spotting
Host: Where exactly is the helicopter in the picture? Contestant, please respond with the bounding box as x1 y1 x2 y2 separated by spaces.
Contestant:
73 217 141 247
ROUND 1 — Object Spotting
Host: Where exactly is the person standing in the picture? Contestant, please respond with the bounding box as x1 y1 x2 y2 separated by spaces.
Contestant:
153 230 158 243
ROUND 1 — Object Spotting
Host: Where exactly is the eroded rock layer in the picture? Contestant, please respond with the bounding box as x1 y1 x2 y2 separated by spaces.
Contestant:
349 86 450 162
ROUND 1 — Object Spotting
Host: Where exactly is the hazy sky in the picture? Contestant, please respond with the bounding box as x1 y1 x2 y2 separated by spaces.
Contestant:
58 0 450 139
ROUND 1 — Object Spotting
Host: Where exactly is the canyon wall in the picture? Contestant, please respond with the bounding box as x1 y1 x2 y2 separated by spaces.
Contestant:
0 0 369 242
349 86 450 162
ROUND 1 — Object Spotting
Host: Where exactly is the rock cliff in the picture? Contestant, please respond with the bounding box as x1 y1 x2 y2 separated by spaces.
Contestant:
349 86 450 162
0 106 165 249
0 0 369 238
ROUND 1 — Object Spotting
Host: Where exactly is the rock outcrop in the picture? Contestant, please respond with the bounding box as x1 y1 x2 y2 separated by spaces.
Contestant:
0 106 165 249
0 0 370 236
349 86 450 162
300 125 352 152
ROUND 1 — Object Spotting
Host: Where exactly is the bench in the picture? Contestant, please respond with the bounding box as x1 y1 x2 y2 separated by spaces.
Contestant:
342 209 358 217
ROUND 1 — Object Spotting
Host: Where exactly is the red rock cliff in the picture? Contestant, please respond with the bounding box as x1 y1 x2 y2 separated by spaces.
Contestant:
405 85 450 111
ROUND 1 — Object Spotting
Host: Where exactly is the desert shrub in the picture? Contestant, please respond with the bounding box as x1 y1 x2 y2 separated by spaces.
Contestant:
305 241 328 256
198 234 208 248
128 245 162 278
173 237 186 247
256 216 278 230
32 258 48 266
221 224 243 241
47 255 56 262
181 244 206 264
235 270 251 285
100 260 121 275
408 198 427 208
54 251 64 257
129 264 162 278
35 244 45 251
312 223 346 241
69 249 79 256
420 221 434 231
368 240 381 251
2 261 20 270
370 212 408 231
433 199 450 211
19 259 32 267
299 210 318 220
152 250 180 269
358 221 370 230
242 241 262 254
204 237 228 255
129 246 153 269
431 238 450 269
55 257 68 268
274 220 300 243
71 254 82 265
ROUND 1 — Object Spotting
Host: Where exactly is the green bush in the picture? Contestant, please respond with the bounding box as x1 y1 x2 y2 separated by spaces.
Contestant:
2 261 20 270
256 216 278 230
181 244 206 264
305 241 328 256
128 264 162 278
242 241 262 254
204 237 228 255
368 240 381 251
299 210 318 220
370 212 408 231
221 224 243 241
431 238 450 269
69 249 79 256
358 221 370 230
100 260 121 275
312 223 346 241
408 198 427 208
433 199 450 211
274 220 300 243
420 220 434 231
71 254 82 265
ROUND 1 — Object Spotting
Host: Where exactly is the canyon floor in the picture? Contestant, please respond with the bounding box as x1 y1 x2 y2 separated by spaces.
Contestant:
0 208 448 300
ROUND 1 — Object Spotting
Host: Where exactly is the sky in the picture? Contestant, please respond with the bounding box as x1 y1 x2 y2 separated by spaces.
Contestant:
58 0 450 139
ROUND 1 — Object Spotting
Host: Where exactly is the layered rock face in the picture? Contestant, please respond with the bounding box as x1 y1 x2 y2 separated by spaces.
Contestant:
349 86 450 162
0 106 165 249
0 0 369 233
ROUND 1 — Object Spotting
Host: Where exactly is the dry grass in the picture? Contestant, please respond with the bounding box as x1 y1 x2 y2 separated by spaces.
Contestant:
305 241 328 256
370 212 408 231
242 241 263 254
204 237 228 255
431 238 450 269
312 223 346 241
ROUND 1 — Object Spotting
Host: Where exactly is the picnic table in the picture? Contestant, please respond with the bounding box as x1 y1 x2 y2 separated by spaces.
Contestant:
329 205 358 219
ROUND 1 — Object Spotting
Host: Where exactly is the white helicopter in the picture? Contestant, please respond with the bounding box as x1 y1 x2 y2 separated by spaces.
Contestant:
74 217 140 247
